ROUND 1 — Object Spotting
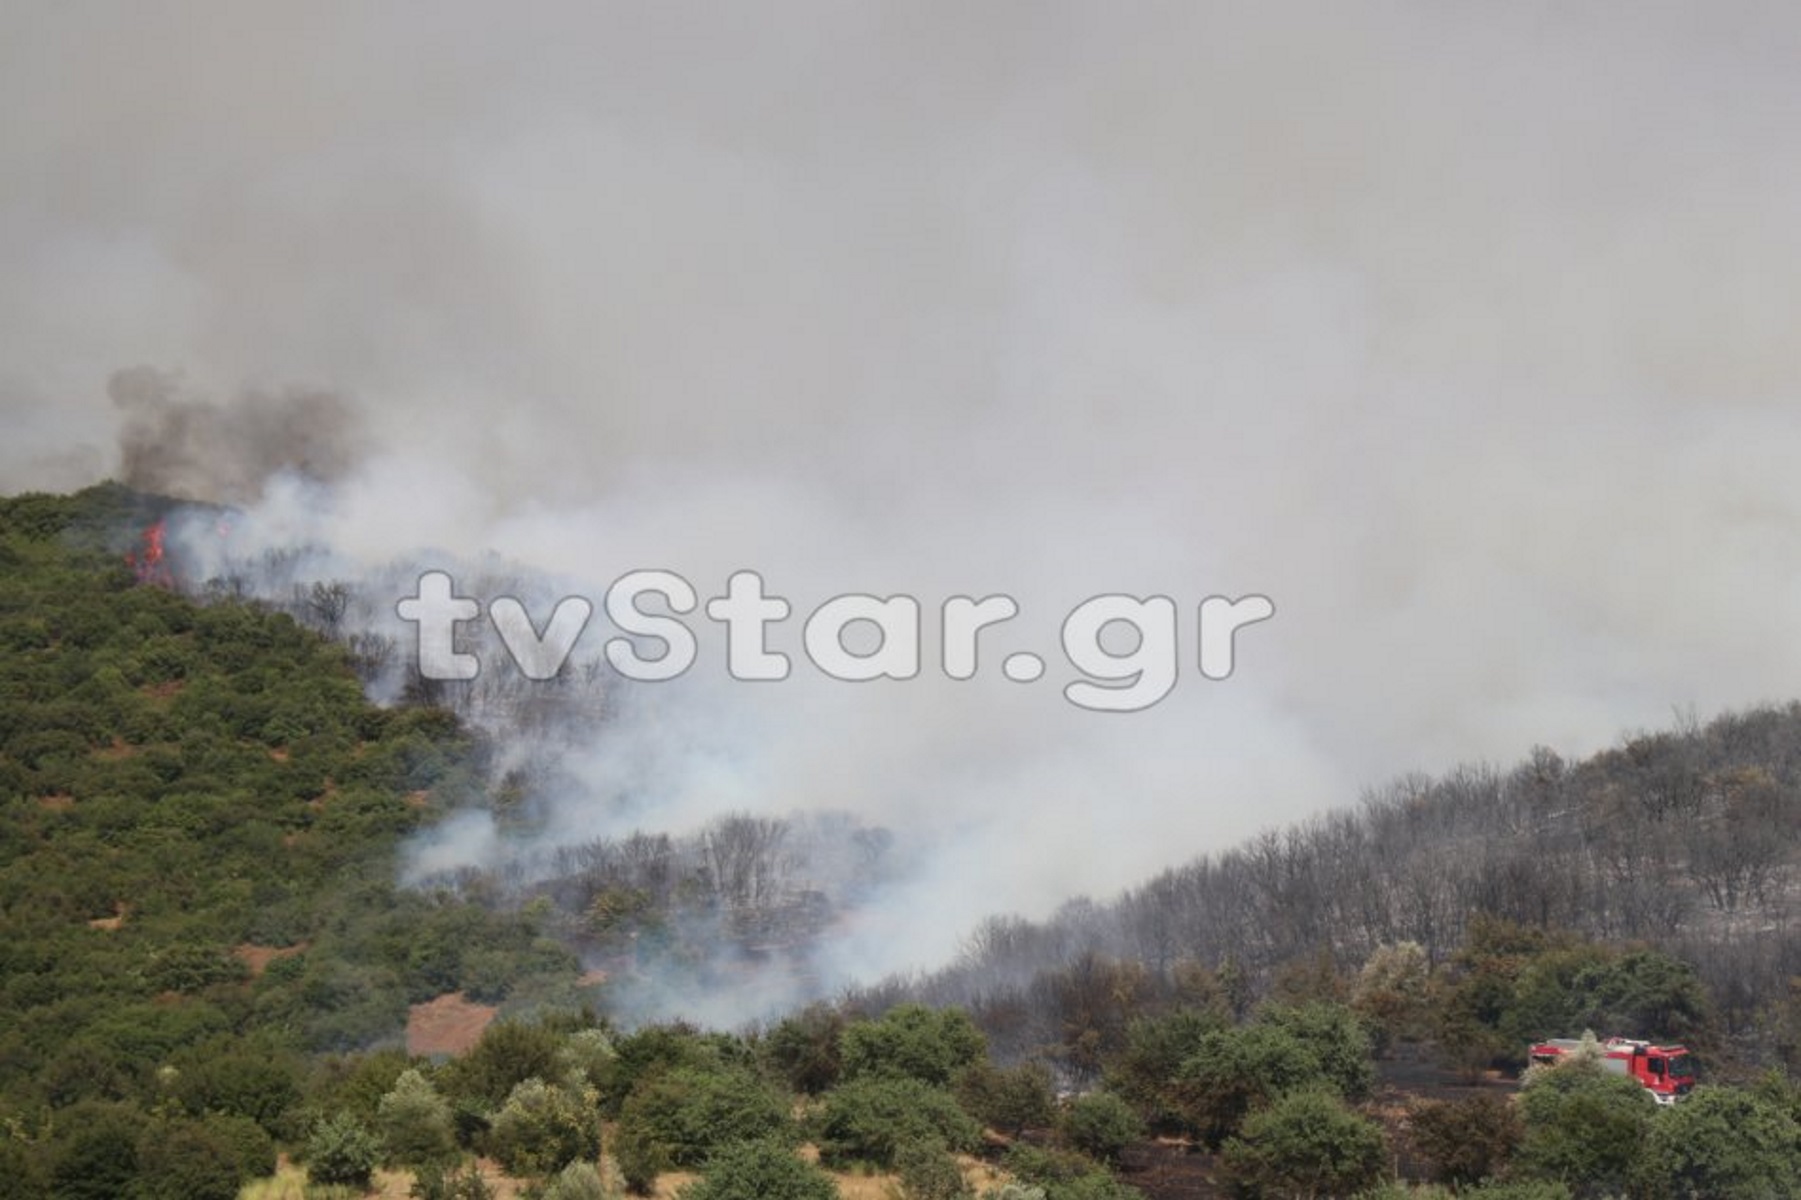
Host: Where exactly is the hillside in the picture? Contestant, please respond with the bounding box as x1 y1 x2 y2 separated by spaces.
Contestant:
847 704 1801 1074
11 484 1801 1200
0 485 583 1193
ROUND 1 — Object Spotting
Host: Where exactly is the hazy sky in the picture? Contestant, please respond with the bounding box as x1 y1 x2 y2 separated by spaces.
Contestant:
6 3 1801 973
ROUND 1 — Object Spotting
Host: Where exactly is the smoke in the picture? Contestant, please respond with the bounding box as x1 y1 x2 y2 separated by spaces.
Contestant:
6 3 1801 1016
110 366 365 504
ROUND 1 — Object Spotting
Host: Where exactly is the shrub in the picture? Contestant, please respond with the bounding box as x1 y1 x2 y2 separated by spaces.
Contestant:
1001 1145 1144 1200
840 1005 986 1087
440 1021 568 1111
378 1068 458 1167
133 1119 246 1200
488 1077 600 1179
1172 1023 1323 1145
411 1159 497 1200
540 1160 610 1200
612 1113 667 1195
1254 1002 1376 1100
1406 1093 1521 1185
1061 1092 1142 1163
1637 1085 1801 1199
814 1075 981 1170
305 1111 383 1189
1513 1059 1655 1197
614 1064 791 1169
1220 1087 1386 1199
895 1137 974 1200
1105 1008 1224 1130
675 1138 837 1200
764 1003 847 1095
955 1060 1057 1138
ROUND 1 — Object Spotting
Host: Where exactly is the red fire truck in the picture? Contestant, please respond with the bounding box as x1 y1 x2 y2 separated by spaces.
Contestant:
1527 1036 1696 1104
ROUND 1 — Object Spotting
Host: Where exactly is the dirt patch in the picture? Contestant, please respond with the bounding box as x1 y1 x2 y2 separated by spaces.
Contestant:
269 747 290 762
95 737 137 760
405 789 431 808
37 793 74 811
87 902 127 931
234 942 308 977
407 991 500 1058
142 679 184 700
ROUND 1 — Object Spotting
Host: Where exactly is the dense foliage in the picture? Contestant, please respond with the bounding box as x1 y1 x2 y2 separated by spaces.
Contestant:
0 486 576 1190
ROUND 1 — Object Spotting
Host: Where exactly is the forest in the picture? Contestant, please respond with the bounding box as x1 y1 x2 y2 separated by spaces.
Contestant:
5 484 1801 1199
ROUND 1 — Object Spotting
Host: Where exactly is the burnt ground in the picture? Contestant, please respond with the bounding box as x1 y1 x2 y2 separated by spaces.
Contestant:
1112 1048 1521 1200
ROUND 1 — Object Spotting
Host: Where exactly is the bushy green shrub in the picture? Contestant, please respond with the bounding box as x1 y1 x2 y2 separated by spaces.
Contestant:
487 1077 600 1179
814 1075 981 1169
615 1064 791 1169
675 1138 837 1200
1060 1092 1142 1163
305 1111 383 1188
1638 1085 1801 1199
840 1004 986 1087
378 1068 458 1168
1220 1087 1386 1199
1513 1059 1655 1196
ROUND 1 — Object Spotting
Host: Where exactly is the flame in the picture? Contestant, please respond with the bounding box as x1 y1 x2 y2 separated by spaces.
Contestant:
127 519 170 586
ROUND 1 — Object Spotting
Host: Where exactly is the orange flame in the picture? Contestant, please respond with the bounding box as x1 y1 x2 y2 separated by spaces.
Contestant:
128 519 170 586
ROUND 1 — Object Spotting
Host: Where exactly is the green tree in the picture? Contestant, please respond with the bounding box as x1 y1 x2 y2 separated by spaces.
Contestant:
895 1137 974 1200
1173 1023 1323 1146
1104 1008 1224 1131
1255 1002 1376 1100
614 1064 791 1169
378 1068 458 1168
764 1003 846 1095
440 1021 568 1112
488 1077 600 1179
132 1118 245 1200
1513 1059 1655 1197
1576 950 1713 1046
841 1005 986 1088
1001 1144 1145 1200
1351 942 1433 1052
955 1060 1057 1138
1219 1087 1386 1199
305 1111 384 1189
675 1138 837 1200
813 1075 981 1170
1061 1092 1142 1164
46 1104 144 1200
1637 1085 1801 1199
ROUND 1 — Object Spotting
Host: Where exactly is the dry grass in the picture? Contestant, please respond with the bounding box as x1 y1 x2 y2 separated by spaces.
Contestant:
237 1144 1013 1199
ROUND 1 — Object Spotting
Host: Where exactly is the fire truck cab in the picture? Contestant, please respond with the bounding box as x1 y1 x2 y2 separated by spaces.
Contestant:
1527 1036 1696 1105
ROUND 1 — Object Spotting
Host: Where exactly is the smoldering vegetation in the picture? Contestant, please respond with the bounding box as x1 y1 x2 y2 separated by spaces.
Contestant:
141 498 920 1026
853 703 1801 1063
415 809 903 1028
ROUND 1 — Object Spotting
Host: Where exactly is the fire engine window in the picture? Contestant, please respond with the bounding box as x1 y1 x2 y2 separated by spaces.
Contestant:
1649 1058 1665 1075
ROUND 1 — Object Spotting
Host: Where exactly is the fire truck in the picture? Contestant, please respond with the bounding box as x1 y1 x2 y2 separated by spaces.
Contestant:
1526 1036 1696 1104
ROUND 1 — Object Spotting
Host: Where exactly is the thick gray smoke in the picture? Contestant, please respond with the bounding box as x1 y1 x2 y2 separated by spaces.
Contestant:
110 366 365 504
6 3 1801 1014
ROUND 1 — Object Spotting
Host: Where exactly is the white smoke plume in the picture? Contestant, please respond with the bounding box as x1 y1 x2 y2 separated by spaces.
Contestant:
5 4 1801 1012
